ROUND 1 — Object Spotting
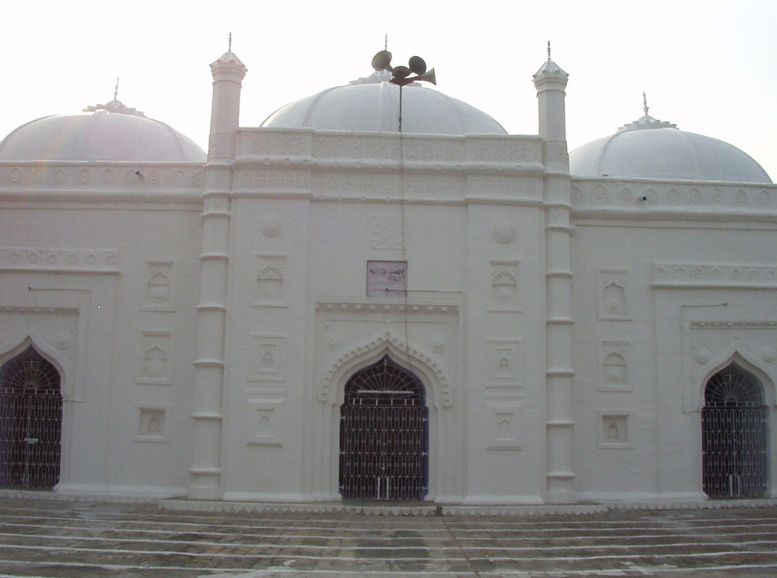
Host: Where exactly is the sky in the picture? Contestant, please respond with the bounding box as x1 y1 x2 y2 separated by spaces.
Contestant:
2 0 776 181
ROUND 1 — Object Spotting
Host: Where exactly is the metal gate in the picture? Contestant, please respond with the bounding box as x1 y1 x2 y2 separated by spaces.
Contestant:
702 364 767 498
0 346 63 489
339 355 428 501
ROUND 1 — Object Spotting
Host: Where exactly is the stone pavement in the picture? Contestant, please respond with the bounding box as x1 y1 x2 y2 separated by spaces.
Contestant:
0 497 776 576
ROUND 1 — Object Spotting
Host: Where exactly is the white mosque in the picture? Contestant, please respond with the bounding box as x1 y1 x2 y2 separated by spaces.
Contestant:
0 43 774 508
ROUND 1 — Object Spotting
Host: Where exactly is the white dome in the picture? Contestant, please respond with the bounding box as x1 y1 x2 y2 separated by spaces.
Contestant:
0 105 205 163
570 112 771 184
262 70 506 136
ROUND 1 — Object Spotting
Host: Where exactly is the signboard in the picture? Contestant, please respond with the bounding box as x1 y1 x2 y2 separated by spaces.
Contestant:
367 261 407 296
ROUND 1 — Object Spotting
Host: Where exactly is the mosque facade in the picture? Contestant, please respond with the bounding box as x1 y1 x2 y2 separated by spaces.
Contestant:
0 46 775 507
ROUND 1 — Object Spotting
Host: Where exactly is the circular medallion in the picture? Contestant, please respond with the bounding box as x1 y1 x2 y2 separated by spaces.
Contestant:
492 223 516 245
261 216 283 238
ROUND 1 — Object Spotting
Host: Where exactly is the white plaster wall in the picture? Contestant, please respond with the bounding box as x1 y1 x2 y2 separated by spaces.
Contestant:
572 179 777 502
220 129 551 503
221 196 310 500
462 203 547 504
0 188 201 497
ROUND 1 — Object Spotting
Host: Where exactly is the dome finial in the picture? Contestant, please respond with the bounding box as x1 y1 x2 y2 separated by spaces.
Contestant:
83 78 144 116
547 41 552 61
616 94 676 132
384 33 388 51
228 32 232 52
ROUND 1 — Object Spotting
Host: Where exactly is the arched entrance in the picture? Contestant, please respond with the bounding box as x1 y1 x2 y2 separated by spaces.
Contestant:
0 346 63 489
702 363 768 498
339 355 428 501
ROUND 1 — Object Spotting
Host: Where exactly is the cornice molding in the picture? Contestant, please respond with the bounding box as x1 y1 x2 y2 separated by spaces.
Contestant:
315 296 460 313
653 263 777 289
0 247 118 274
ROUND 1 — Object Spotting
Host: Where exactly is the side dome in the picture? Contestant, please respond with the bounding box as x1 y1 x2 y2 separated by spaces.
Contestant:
0 98 205 163
570 105 771 184
261 70 507 136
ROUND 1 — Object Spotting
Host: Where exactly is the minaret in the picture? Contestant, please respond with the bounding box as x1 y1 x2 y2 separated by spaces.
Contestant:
189 38 246 500
208 36 247 151
533 41 569 140
534 43 576 504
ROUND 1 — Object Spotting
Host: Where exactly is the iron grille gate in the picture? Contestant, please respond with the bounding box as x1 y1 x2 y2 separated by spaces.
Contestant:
702 364 767 499
0 347 63 489
339 355 428 501
702 406 767 498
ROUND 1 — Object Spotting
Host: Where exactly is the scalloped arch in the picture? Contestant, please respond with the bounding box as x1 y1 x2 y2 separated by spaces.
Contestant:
319 331 452 408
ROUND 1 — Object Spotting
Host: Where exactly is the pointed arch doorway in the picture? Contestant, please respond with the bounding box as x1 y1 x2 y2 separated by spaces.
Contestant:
702 363 768 498
0 346 63 489
339 355 428 501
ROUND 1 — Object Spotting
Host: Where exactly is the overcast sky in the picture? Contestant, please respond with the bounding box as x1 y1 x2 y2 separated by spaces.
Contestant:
2 0 775 181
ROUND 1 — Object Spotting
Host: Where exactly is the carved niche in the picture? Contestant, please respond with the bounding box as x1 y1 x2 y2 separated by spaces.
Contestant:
254 255 286 307
142 262 174 311
248 335 285 383
599 412 631 448
486 402 523 451
136 407 168 442
599 341 630 391
484 338 522 399
137 331 172 385
489 261 521 311
245 401 283 447
597 269 630 320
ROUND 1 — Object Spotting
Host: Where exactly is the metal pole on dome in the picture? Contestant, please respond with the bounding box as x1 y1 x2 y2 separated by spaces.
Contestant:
399 85 403 133
368 48 437 355
369 49 437 133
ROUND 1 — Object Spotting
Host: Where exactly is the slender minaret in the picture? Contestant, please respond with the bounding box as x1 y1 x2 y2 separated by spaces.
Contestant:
533 41 568 140
533 43 576 504
189 37 246 500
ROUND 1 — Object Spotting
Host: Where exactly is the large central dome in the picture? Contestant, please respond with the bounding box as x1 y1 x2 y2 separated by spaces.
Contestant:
261 70 507 136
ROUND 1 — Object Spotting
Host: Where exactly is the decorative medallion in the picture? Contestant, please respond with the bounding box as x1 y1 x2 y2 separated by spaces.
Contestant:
492 223 516 245
261 216 283 238
55 329 73 350
694 346 710 365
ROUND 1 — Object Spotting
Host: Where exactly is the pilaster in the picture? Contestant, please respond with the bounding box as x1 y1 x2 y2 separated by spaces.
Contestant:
535 49 576 502
188 49 246 499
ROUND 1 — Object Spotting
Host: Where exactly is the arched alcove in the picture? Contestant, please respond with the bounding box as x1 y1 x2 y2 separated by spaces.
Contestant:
702 363 767 498
339 355 428 501
0 345 63 489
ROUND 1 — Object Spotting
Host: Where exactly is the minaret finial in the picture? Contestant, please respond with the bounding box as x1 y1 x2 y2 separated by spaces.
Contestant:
228 32 232 52
113 77 119 101
643 91 649 116
547 41 552 61
384 33 388 51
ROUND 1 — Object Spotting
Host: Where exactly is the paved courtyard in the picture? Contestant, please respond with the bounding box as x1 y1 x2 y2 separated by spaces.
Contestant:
0 498 775 576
